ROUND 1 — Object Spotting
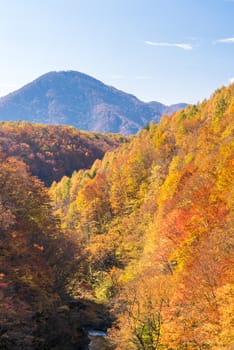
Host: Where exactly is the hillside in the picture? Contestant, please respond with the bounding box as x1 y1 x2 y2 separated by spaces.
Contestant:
0 71 186 134
0 83 233 349
50 84 234 349
0 158 79 348
0 158 113 349
0 121 127 186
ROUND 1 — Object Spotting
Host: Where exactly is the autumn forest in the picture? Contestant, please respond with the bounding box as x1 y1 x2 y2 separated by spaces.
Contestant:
0 83 233 349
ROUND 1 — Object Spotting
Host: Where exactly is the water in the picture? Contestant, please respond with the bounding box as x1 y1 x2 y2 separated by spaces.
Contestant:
88 330 107 337
88 329 109 350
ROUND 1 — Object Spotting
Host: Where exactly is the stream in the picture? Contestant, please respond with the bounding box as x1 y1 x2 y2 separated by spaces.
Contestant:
64 299 111 349
87 329 109 350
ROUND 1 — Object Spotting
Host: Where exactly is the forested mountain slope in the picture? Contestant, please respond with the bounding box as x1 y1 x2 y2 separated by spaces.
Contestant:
0 122 127 186
0 159 82 349
50 84 234 349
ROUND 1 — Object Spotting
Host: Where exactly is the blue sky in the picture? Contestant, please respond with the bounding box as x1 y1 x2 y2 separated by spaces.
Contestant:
0 0 234 104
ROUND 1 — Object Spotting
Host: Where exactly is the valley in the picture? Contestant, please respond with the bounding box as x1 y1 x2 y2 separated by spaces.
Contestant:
0 83 233 349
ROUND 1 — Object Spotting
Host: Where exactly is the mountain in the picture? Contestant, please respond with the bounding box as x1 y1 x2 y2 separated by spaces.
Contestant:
0 71 186 134
147 101 187 115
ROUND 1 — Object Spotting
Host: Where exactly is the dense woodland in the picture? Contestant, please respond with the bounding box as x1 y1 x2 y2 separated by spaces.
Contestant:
0 122 127 185
0 158 81 348
51 84 234 349
0 84 233 349
0 124 125 348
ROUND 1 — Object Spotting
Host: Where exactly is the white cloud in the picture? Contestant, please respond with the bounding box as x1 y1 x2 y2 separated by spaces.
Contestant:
229 77 234 83
216 37 234 43
145 40 193 50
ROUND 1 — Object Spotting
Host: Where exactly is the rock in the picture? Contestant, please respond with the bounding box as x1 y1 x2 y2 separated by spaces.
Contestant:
57 305 70 313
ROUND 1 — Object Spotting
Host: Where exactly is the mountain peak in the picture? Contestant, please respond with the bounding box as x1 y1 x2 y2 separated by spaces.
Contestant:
0 71 186 134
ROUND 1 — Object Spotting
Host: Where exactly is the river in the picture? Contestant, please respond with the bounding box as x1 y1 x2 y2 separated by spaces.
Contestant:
88 329 109 350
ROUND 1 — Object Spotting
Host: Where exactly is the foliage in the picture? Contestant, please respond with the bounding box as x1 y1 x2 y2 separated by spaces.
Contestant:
0 121 128 185
0 157 84 348
50 83 234 349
